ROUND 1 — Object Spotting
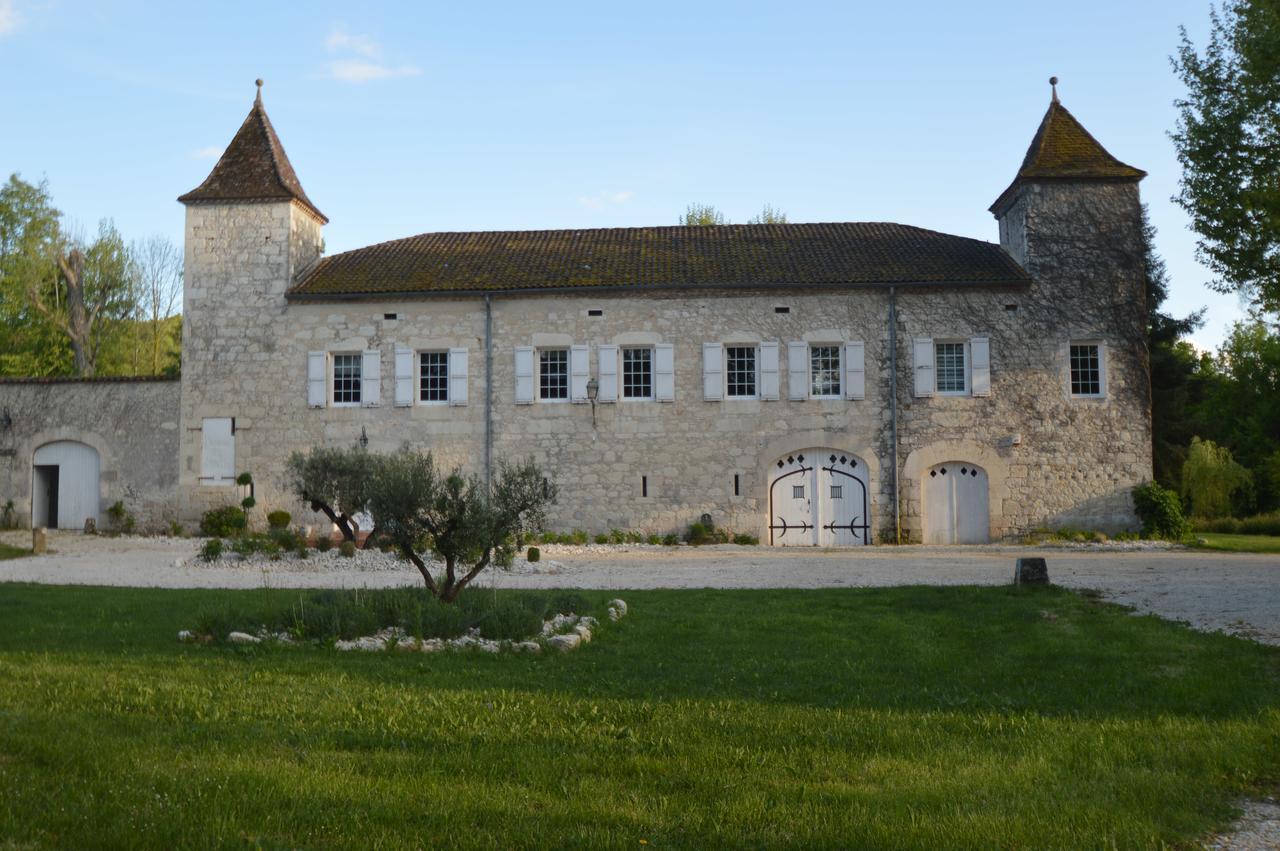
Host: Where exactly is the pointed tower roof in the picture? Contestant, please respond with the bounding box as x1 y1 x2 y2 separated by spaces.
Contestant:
178 80 327 223
990 78 1145 214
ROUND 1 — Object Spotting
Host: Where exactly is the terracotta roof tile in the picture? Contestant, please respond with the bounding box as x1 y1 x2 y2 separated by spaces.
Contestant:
288 222 1029 298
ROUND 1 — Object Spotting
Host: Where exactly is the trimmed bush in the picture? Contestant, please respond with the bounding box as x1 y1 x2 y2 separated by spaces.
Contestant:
526 546 541 563
1132 481 1191 540
733 532 759 546
198 538 224 562
200 506 247 538
685 522 709 546
269 527 300 552
266 510 292 530
662 533 679 546
593 533 609 545
339 540 357 558
315 536 333 553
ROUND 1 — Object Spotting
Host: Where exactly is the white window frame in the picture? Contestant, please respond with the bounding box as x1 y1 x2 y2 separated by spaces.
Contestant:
621 346 654 402
1068 340 1107 399
331 352 363 407
538 347 571 403
724 344 759 400
808 343 843 400
933 340 969 396
417 350 450 405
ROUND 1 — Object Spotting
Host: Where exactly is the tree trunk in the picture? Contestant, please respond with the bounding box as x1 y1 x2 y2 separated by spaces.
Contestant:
308 499 355 541
58 250 94 377
401 545 439 597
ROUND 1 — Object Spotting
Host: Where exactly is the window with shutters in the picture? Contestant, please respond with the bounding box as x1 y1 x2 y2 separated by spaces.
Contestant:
622 347 653 400
332 353 362 405
539 349 569 401
934 342 968 395
725 345 757 398
809 345 842 398
1069 343 1104 397
418 351 449 403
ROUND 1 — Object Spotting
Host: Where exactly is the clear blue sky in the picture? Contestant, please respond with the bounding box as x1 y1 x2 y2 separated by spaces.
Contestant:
0 0 1246 350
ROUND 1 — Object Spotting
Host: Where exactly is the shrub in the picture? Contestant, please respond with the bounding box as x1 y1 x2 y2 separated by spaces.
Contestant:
608 528 626 544
733 532 759 546
662 532 679 546
231 535 267 558
200 505 247 538
1132 481 1191 540
646 534 662 545
569 530 588 545
593 533 610 545
269 527 300 551
294 542 311 560
106 501 135 534
199 538 224 562
267 510 292 530
167 520 184 538
236 472 253 487
1 500 16 530
315 535 333 553
526 546 541 563
339 540 357 558
685 522 709 546
1240 512 1280 536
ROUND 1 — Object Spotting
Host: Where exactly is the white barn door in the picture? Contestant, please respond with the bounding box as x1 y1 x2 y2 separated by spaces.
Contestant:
769 449 870 546
32 441 100 530
922 462 989 544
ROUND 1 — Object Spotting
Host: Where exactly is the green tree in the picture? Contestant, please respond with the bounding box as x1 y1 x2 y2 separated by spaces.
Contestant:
1172 1 1280 313
287 445 377 544
0 175 70 376
1181 436 1253 517
748 204 788 224
681 203 727 226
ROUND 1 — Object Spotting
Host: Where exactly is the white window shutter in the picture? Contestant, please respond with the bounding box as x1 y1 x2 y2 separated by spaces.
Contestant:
787 341 808 400
514 346 534 405
570 344 589 403
970 337 991 397
702 343 723 401
759 341 780 401
655 343 675 402
307 352 326 408
394 347 413 407
200 417 235 482
844 341 865 400
597 345 618 403
361 350 381 407
449 348 469 406
913 338 935 397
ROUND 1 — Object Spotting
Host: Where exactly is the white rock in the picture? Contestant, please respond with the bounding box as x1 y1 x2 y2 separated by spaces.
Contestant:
608 607 621 622
607 599 628 617
419 638 444 653
396 637 418 650
177 629 195 642
573 624 592 643
227 631 260 645
542 613 580 635
580 616 598 629
334 635 386 652
511 641 542 654
547 633 582 652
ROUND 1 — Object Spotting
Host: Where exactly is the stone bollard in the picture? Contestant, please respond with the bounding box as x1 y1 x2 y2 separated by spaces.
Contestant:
32 527 47 555
83 517 96 534
1014 557 1049 585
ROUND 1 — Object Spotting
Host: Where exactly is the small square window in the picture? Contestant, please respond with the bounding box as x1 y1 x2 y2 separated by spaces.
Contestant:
830 485 843 499
810 345 842 398
539 349 569 400
935 342 967 394
622 347 653 400
332 353 362 405
726 346 757 398
419 351 449 403
792 485 805 499
1070 344 1103 396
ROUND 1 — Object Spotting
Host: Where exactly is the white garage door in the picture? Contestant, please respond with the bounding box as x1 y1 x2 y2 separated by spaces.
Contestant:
32 441 101 530
768 450 871 546
922 461 989 544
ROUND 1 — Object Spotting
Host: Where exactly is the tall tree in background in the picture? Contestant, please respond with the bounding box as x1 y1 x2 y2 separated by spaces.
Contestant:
131 235 183 375
1172 0 1280 314
748 204 788 224
0 175 70 376
682 203 727 226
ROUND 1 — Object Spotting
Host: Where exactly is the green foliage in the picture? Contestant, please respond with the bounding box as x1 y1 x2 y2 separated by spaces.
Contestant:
1132 481 1191 540
732 532 759 546
167 520 184 538
545 590 590 616
338 541 356 558
593 533 609 545
239 496 256 512
1173 0 1280 314
104 501 135 535
681 203 727 225
236 472 253 487
1192 511 1280 536
1181 437 1253 517
266 510 291 530
662 532 680 546
526 546 540 563
2 500 18 530
314 536 333 553
686 522 730 545
747 204 788 224
198 538 223 562
199 506 246 538
287 445 375 540
268 527 301 552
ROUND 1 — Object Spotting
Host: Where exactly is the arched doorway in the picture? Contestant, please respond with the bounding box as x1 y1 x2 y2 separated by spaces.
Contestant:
768 450 870 546
32 441 100 530
922 461 989 544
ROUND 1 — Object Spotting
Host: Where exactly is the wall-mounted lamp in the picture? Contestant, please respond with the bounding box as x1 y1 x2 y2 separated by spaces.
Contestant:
359 426 369 449
586 377 599 427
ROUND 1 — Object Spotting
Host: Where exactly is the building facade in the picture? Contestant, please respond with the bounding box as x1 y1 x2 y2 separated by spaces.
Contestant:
0 83 1153 544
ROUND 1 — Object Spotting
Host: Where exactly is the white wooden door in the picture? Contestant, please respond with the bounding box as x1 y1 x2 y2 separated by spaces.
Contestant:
922 462 989 544
769 450 870 546
32 441 100 530
817 453 872 546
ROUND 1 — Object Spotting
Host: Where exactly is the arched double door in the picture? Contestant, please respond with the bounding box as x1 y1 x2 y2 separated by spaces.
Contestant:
32 441 101 530
922 461 990 544
768 450 870 546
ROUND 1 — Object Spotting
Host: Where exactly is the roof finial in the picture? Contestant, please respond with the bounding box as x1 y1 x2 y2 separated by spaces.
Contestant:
254 78 264 105
1049 75 1059 104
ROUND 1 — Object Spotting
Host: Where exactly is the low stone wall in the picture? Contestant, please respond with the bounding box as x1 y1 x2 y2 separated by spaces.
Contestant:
0 377 181 530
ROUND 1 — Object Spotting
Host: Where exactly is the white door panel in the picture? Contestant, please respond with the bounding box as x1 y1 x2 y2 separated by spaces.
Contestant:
32 441 100 530
769 449 870 546
922 462 989 544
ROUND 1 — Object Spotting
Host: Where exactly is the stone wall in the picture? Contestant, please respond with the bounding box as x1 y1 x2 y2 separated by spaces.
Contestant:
0 377 181 529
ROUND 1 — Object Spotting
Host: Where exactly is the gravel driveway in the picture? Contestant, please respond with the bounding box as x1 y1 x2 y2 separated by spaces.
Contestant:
3 530 1278 646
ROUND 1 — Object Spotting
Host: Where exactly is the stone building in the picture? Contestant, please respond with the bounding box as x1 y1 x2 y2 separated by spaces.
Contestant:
0 81 1153 544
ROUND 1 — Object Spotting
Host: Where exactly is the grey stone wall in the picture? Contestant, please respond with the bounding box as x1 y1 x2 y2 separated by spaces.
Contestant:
0 378 180 529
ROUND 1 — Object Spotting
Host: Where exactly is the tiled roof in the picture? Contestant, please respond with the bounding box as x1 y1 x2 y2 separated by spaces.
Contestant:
178 86 327 223
991 98 1145 212
288 222 1029 298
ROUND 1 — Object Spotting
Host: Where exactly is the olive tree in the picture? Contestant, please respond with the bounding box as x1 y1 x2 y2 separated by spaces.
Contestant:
286 445 377 544
367 449 556 602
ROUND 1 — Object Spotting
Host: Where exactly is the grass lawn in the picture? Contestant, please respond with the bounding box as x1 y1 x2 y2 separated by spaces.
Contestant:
1192 532 1280 553
0 584 1277 848
0 542 30 560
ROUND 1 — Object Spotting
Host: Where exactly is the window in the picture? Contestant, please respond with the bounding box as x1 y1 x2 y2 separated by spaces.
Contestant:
1070 343 1103 396
830 485 843 499
419 351 449 403
793 485 805 499
332 353 362 404
622 347 653 400
539 349 569 400
726 346 757 398
809 345 842 398
934 342 967 394
200 417 235 484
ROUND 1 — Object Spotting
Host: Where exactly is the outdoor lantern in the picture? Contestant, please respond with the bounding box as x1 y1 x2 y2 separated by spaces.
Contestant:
586 377 600 427
359 426 369 449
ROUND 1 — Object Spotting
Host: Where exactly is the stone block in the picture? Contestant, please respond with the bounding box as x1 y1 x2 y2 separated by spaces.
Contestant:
32 527 47 554
1014 557 1049 585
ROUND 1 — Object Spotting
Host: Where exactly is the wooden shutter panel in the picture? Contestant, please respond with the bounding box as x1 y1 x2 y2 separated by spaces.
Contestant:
307 352 326 408
449 347 469 406
597 345 618 403
787 341 808 400
200 417 235 482
394 347 413 407
913 338 934 397
702 343 723 401
655 343 674 402
514 346 534 405
970 337 990 397
361 350 381 407
844 341 865 400
759 341 780 401
570 344 589 403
